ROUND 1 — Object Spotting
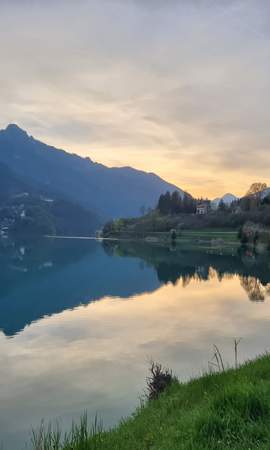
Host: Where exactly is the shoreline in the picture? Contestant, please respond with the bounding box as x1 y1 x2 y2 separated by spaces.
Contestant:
31 354 270 450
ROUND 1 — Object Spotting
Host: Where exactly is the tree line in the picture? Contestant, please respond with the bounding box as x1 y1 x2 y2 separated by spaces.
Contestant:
157 191 198 215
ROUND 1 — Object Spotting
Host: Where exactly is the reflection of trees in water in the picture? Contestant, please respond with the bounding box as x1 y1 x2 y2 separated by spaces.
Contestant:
156 263 211 286
239 276 270 302
158 263 270 303
181 274 191 288
158 265 270 303
102 240 270 303
157 264 237 289
215 271 235 283
155 259 270 304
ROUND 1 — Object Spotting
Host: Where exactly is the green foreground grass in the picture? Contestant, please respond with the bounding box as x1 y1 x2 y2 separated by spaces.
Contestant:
32 355 270 450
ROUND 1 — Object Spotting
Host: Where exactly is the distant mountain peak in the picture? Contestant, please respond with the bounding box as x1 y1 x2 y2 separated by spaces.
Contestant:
211 193 238 209
4 124 29 139
222 193 237 201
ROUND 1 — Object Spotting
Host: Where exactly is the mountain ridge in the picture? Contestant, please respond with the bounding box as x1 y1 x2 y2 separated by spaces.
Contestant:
0 124 186 220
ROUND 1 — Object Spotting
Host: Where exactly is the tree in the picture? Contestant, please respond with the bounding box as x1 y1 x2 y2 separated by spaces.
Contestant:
102 220 115 236
218 199 226 212
157 194 165 214
246 183 267 197
171 191 181 214
240 196 251 211
158 191 171 215
262 194 270 205
182 193 196 213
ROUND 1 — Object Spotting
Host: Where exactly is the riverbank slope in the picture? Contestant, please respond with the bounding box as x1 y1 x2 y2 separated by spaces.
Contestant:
34 355 270 450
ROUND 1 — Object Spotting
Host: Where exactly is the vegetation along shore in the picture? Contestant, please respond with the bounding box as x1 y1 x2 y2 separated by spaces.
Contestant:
102 183 270 253
32 353 270 450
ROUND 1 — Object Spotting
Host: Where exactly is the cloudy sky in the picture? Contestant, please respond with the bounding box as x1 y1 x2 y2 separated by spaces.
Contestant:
0 0 269 198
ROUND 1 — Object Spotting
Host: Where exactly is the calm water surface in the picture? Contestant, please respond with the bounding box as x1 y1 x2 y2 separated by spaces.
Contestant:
1 238 270 449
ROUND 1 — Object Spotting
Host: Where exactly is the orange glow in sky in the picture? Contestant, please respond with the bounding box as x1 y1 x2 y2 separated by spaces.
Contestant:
1 0 270 198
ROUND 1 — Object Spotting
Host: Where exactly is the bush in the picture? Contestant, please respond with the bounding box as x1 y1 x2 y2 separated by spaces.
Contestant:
146 362 177 400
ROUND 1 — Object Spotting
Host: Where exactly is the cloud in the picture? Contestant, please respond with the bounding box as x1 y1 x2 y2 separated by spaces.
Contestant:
0 0 269 196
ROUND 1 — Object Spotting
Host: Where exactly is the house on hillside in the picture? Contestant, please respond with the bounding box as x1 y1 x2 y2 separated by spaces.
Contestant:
196 201 210 215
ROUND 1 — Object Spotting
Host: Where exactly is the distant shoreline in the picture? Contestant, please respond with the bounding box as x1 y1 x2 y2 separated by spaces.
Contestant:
45 235 118 241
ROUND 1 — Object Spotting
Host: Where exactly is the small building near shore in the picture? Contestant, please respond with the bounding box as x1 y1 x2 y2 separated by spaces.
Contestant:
196 202 210 215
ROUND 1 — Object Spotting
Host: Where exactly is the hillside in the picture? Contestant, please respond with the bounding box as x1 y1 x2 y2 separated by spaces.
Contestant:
0 124 185 220
32 355 270 450
0 163 100 236
0 162 32 202
102 183 270 243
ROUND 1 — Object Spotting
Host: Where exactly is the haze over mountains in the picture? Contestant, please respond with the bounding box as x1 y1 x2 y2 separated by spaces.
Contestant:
0 124 185 222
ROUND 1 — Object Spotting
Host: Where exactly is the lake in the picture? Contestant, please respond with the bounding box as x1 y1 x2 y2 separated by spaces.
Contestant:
1 238 270 449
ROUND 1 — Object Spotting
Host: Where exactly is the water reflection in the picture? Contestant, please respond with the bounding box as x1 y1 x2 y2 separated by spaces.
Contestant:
0 239 161 336
1 239 270 336
0 238 270 449
240 276 270 302
103 240 270 302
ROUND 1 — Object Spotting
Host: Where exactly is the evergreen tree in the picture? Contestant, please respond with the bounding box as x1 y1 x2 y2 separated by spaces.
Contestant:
158 192 172 215
171 191 181 214
164 191 172 214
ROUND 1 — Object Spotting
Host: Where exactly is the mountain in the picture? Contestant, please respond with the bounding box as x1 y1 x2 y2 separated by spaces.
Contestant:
0 162 100 236
211 193 238 209
0 162 32 202
0 124 186 220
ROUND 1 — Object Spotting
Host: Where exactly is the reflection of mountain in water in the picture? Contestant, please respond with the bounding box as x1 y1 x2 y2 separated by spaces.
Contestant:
0 239 161 336
1 238 270 336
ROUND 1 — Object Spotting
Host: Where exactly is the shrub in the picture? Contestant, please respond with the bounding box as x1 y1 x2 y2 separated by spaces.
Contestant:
146 362 177 400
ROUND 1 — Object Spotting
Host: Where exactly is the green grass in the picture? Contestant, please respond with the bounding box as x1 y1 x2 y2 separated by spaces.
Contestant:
134 229 238 245
173 229 239 254
32 355 270 450
179 229 238 242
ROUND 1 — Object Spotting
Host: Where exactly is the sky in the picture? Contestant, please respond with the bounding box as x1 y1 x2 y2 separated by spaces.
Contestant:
0 0 269 198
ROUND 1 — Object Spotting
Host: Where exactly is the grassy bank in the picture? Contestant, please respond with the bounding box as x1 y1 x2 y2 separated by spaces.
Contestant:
33 355 270 450
176 228 238 246
103 228 239 255
103 228 238 242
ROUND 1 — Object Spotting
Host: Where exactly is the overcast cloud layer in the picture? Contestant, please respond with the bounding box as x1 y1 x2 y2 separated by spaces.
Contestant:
0 0 269 197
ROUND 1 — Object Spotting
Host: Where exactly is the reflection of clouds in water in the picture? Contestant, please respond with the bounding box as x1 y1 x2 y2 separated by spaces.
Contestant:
0 274 270 448
2 240 270 338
